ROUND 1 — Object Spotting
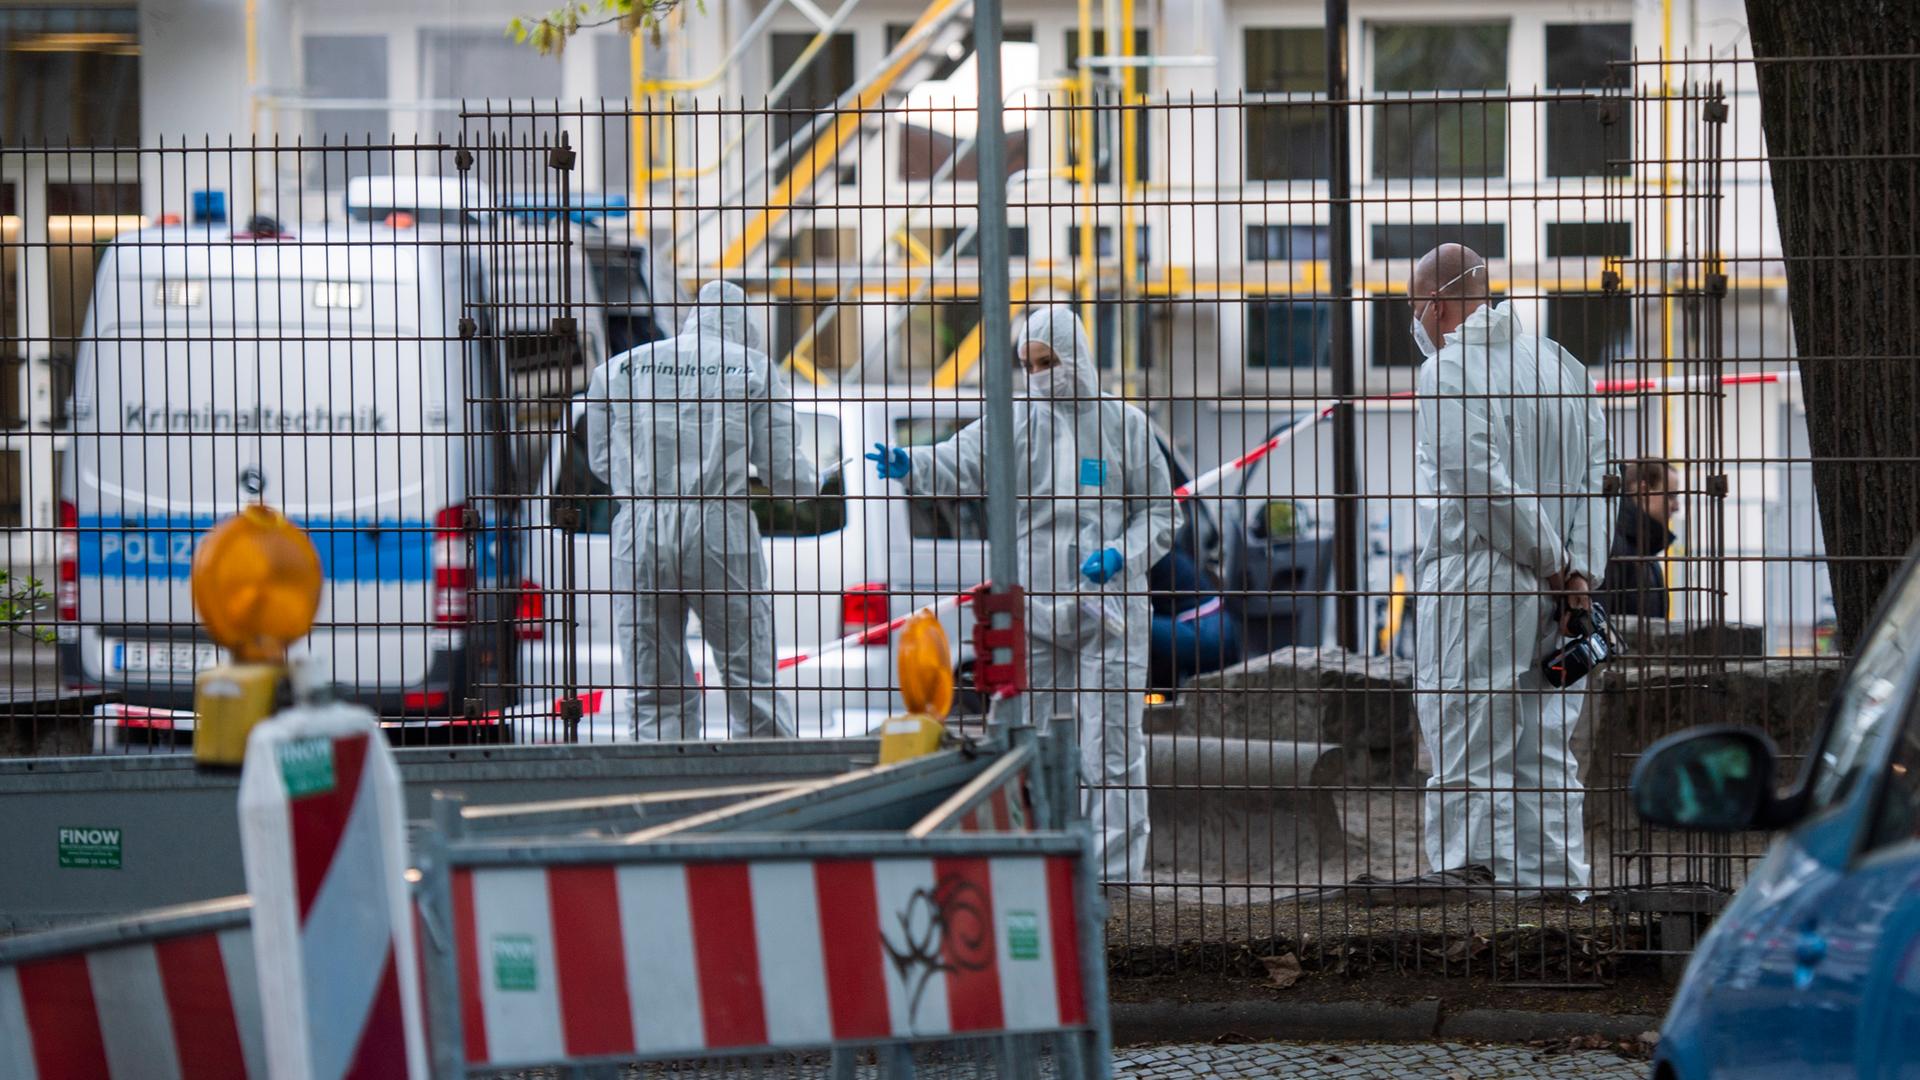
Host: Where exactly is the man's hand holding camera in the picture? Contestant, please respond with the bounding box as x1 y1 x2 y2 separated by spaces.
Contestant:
1546 566 1594 635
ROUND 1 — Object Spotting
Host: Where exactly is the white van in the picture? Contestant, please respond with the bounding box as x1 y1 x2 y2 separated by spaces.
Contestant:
59 221 519 733
512 388 1217 741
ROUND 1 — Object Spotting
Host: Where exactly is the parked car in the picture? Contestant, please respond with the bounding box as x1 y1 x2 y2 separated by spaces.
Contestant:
1632 545 1920 1079
512 388 1224 739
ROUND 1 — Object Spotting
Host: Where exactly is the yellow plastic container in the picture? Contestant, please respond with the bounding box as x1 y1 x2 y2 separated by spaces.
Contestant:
878 714 946 764
192 664 286 769
878 613 956 763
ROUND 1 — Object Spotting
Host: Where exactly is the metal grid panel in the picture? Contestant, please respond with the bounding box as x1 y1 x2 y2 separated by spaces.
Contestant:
3 50 1905 984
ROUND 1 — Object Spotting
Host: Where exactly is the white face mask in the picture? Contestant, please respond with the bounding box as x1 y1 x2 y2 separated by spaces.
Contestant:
1027 363 1078 398
1410 318 1439 359
1408 264 1485 359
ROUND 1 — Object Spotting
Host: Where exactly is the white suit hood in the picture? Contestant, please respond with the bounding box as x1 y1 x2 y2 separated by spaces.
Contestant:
1014 304 1099 398
680 280 765 353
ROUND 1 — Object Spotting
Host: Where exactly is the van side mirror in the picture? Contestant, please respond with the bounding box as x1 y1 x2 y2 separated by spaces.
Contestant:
1630 726 1783 832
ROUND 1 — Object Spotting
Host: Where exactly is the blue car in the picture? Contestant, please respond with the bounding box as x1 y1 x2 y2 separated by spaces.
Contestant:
1631 549 1920 1079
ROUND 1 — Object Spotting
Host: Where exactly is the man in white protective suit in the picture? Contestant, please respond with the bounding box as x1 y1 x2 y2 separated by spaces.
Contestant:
865 305 1176 884
586 280 819 740
1400 243 1613 900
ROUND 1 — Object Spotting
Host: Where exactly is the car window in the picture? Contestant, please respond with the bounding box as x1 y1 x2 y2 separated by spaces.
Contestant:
1808 567 1920 811
897 416 986 541
750 411 847 538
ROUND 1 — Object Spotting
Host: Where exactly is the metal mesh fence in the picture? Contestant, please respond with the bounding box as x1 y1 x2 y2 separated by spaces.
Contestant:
1 51 1904 984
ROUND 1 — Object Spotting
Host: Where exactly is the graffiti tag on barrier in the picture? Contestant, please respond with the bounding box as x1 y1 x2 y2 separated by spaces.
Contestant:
881 873 994 1024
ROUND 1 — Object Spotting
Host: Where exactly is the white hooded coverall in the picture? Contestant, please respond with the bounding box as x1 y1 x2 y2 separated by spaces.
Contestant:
900 306 1176 883
1413 301 1611 892
586 281 819 740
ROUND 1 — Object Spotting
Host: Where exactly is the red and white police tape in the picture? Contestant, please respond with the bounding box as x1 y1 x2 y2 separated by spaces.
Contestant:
1173 368 1801 503
239 699 429 1079
655 367 1805 680
0 921 265 1079
775 583 989 671
450 853 1088 1069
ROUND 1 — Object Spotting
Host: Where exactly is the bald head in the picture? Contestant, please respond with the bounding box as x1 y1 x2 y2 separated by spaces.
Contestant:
1410 243 1490 349
1412 243 1488 301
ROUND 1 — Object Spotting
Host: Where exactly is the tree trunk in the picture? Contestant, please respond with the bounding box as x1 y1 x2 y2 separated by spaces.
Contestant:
1744 2 1920 651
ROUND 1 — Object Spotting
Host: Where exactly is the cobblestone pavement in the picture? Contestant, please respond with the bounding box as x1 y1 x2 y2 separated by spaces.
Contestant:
1115 1041 1646 1079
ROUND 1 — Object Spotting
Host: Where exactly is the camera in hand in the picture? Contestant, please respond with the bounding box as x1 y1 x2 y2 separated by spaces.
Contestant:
1541 601 1617 689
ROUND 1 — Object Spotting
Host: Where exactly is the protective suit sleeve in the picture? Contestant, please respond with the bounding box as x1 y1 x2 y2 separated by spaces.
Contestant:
584 359 613 485
904 416 988 496
1119 407 1178 577
1564 371 1614 583
745 352 821 496
1419 352 1568 576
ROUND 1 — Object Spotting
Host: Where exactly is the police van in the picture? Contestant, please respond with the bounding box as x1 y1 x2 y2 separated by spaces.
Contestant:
59 218 519 735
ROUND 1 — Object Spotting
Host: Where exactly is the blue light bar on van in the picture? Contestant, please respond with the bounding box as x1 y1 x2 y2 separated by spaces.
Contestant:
499 193 629 225
192 190 227 226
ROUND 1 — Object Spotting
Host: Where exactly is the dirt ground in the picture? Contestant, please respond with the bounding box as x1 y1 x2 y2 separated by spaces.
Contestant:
1102 889 1676 1019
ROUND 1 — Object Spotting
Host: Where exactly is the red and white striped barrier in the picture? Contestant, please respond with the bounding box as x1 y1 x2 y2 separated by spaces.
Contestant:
0 903 264 1079
448 853 1088 1069
239 701 428 1080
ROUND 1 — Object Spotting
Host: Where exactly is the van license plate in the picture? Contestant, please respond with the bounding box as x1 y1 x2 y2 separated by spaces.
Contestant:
110 641 222 676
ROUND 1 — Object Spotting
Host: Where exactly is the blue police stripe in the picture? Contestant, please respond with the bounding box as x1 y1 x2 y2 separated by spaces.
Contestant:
76 515 434 583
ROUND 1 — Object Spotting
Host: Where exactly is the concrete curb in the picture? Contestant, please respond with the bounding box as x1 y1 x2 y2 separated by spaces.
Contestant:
1437 1009 1663 1043
1112 1001 1662 1047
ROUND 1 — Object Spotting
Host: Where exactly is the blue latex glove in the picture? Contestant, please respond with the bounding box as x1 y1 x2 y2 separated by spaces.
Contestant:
1081 547 1125 584
865 442 911 480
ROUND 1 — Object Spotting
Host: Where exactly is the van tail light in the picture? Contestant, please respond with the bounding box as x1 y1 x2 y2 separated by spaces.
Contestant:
840 582 891 645
514 579 545 640
432 505 472 624
56 500 78 622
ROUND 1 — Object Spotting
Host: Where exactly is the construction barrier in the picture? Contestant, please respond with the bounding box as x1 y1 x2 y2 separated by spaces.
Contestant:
238 698 428 1079
418 828 1110 1076
0 721 1103 1077
0 896 265 1079
0 738 880 930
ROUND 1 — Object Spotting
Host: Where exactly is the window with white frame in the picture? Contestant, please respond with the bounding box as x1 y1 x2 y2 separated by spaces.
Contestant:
770 32 857 150
1547 291 1632 364
1544 23 1631 178
1244 28 1328 181
1247 300 1333 368
1371 23 1510 180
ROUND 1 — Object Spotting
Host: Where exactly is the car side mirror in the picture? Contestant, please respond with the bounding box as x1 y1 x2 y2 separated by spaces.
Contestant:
1631 725 1783 832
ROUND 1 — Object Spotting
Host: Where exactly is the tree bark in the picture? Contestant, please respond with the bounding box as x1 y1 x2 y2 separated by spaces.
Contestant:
1744 2 1920 651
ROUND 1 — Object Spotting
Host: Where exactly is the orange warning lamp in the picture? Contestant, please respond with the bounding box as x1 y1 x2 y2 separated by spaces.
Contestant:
191 505 323 662
190 506 324 770
897 611 954 720
879 612 953 764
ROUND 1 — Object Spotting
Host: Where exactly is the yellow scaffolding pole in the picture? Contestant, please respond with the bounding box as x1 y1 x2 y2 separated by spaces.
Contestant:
1076 0 1099 351
631 34 649 209
716 0 967 271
